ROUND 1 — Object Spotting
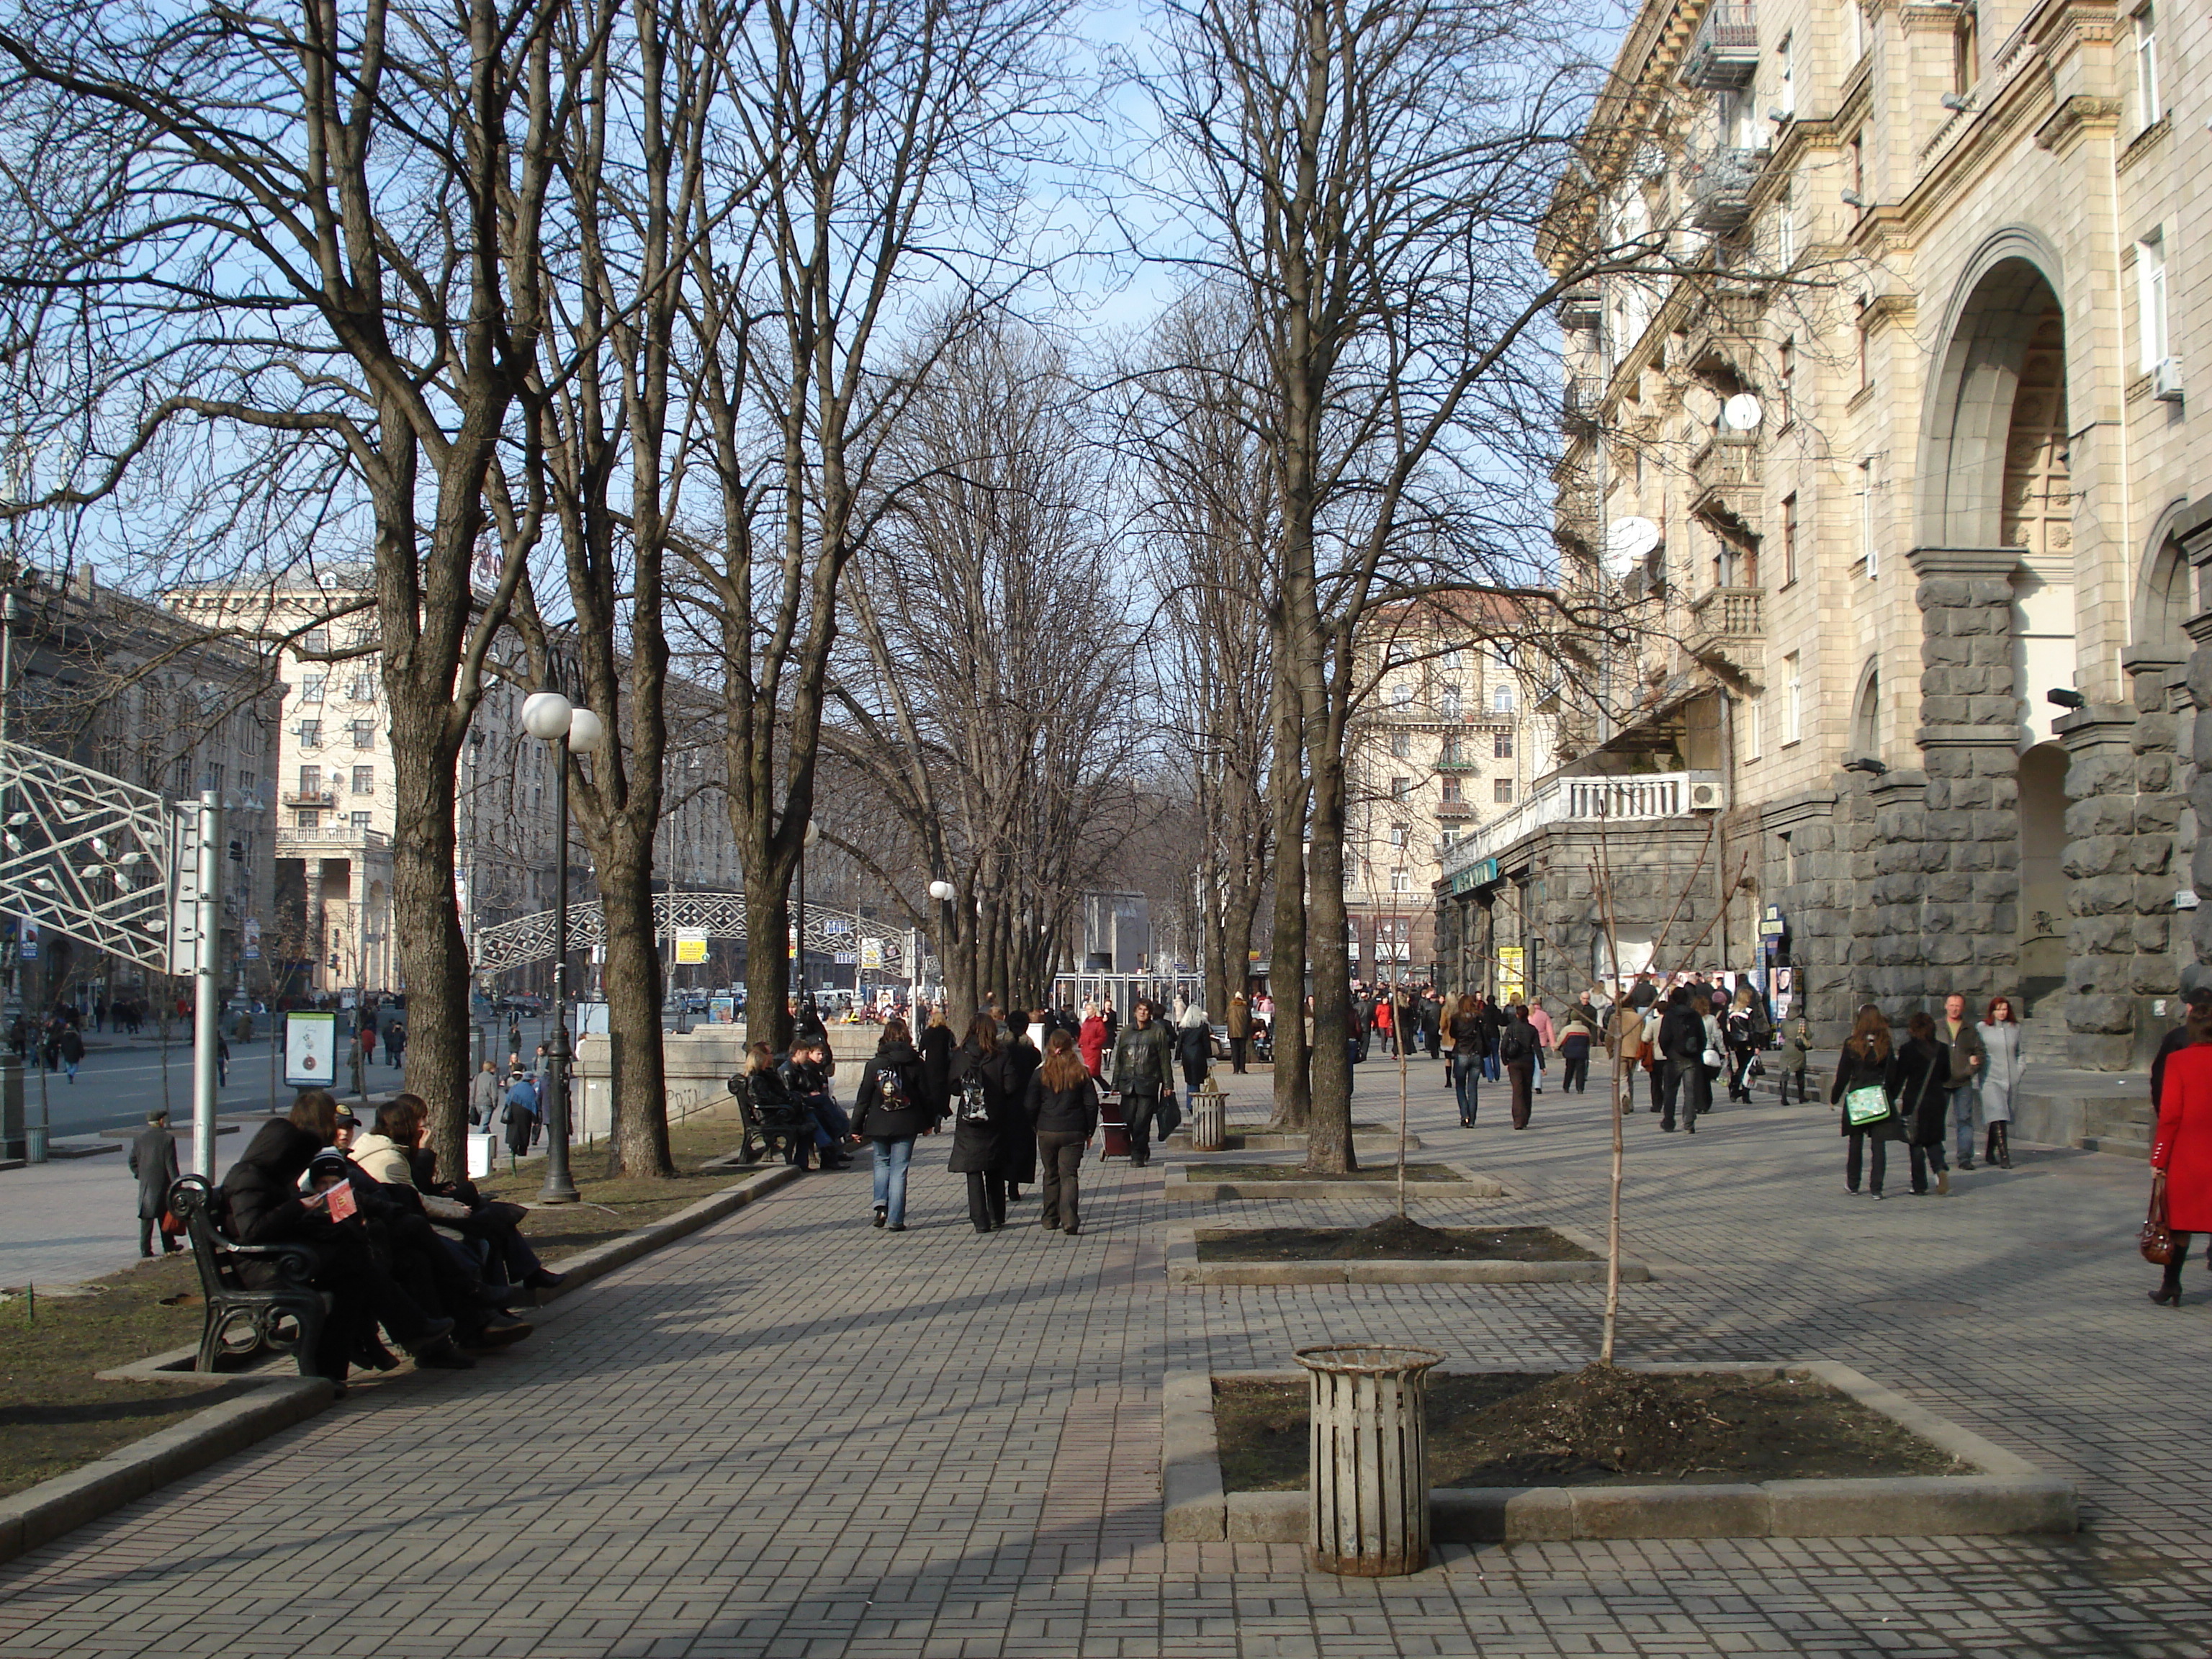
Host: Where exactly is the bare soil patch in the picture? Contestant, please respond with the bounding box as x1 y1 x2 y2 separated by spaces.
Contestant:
1215 1365 1969 1492
1196 1217 1589 1262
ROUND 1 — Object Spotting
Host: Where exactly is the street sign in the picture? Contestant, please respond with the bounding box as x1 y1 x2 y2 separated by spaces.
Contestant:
285 1010 338 1086
167 809 202 974
17 915 35 962
675 927 709 964
860 938 884 970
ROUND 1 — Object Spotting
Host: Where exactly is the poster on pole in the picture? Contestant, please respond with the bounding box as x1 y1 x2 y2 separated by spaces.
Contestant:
1497 946 1526 1002
285 1011 338 1086
860 937 884 971
675 928 709 964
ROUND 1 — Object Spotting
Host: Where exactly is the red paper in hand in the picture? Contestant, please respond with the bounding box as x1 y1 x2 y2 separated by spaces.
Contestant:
326 1182 359 1222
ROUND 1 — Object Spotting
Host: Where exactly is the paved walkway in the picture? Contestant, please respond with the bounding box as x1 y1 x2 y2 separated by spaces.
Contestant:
1 1060 2209 1656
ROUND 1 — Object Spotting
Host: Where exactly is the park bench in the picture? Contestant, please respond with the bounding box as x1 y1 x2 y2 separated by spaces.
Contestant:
168 1174 329 1377
729 1075 817 1166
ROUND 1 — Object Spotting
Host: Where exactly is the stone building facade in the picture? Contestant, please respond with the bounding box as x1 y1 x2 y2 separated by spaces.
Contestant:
1438 0 2212 1063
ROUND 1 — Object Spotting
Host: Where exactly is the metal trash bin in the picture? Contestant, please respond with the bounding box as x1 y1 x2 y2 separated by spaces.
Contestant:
24 1124 48 1165
1295 1344 1443 1576
1189 1084 1226 1151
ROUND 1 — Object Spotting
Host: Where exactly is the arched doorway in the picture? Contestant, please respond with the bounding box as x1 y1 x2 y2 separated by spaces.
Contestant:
2017 744 2068 1015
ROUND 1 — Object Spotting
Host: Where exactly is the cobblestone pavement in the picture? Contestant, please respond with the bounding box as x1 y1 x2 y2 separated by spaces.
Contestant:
2 1056 2210 1657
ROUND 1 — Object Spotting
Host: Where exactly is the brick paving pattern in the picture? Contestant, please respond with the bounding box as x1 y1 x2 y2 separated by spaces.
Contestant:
1 1058 2209 1655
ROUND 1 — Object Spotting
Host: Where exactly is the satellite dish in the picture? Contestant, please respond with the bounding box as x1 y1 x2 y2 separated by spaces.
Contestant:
1603 516 1660 580
1722 392 1765 431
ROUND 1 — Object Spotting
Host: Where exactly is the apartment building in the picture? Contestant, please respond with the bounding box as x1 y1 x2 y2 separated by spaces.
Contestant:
1437 0 2210 1061
1348 601 1554 983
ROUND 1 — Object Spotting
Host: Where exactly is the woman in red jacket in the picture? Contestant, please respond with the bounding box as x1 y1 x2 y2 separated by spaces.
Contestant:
2152 1007 2212 1305
1077 1001 1108 1079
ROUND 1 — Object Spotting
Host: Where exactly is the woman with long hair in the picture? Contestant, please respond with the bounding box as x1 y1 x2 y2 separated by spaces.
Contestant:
1447 993 1485 1126
1025 1029 1101 1233
2151 1004 2212 1305
1977 995 2022 1169
918 1003 957 1118
1895 1011 1952 1196
1723 985 1761 1102
947 1014 1017 1233
1830 1003 1904 1197
851 1017 938 1231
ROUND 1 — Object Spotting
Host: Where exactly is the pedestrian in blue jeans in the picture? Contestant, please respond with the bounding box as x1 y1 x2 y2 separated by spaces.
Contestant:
1939 993 1987 1169
1446 994 1485 1125
850 1017 943 1231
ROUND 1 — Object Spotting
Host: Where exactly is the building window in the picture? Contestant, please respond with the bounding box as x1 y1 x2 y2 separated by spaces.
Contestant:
1440 737 1462 765
1777 338 1794 424
1390 775 1411 800
300 676 325 704
1781 493 1799 585
1438 683 1461 720
1442 649 1463 670
2134 4 2160 128
1784 652 1803 745
295 809 321 829
1388 822 1407 848
1952 10 1978 95
298 765 322 797
351 765 374 795
349 675 377 702
1491 683 1516 714
1493 778 1516 804
1493 731 1514 760
298 719 321 750
1777 32 1794 116
1850 132 1865 199
301 629 329 657
1441 777 1462 803
1858 459 1878 579
1748 693 1763 760
2137 231 2170 373
1390 730 1411 759
353 720 374 750
351 811 372 829
1390 868 1411 894
200 763 223 793
240 770 258 805
1389 682 1413 710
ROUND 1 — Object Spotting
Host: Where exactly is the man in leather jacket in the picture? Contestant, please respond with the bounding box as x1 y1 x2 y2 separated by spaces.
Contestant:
780 1038 855 1169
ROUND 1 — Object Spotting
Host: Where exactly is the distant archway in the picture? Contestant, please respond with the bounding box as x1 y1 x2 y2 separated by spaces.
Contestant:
2018 744 2069 1015
1851 662 1881 759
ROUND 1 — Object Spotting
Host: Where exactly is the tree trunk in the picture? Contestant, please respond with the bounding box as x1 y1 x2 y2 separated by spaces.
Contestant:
1267 660 1311 1130
744 880 793 1053
598 845 672 1177
390 683 472 1183
1303 731 1355 1173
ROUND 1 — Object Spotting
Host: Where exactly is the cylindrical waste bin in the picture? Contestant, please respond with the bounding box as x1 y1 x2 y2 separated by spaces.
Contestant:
24 1123 48 1164
1295 1344 1443 1576
1189 1086 1226 1151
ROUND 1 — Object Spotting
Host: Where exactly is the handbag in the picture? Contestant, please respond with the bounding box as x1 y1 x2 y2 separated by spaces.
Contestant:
1844 1083 1892 1127
2140 1175 2175 1265
1701 1046 1724 1070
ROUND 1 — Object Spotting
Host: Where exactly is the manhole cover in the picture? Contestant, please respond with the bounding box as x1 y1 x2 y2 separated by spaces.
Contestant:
1857 1298 1981 1318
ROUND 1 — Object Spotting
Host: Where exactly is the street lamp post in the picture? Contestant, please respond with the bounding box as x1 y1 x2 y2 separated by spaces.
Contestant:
927 878 955 1016
521 690 606 1205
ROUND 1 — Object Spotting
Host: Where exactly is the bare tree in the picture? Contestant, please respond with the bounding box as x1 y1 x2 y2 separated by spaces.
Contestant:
0 0 576 1175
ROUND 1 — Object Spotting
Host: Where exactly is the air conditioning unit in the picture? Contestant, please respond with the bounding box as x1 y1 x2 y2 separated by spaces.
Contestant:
1689 778 1725 811
2154 356 2185 402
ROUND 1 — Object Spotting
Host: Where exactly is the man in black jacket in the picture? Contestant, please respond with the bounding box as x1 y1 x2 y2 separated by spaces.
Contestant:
780 1038 854 1169
1498 1005 1539 1130
1658 991 1711 1133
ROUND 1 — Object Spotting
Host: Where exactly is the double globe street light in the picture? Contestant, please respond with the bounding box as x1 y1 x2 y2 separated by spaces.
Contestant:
520 690 606 1205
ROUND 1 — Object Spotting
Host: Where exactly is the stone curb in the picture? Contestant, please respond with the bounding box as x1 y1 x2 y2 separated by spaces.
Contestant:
10 1161 804 1564
1163 1223 1640 1285
1161 1161 1505 1202
1165 1361 2079 1542
1223 1130 1424 1153
0 1378 333 1566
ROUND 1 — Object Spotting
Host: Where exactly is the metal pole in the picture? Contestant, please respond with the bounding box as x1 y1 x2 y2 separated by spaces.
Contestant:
192 790 221 1178
541 741 577 1202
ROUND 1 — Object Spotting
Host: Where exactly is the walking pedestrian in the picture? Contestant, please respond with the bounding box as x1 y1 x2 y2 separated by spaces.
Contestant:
2150 1000 2212 1305
1478 995 1503 1082
1609 997 1648 1109
1447 994 1484 1125
1372 990 1394 1058
1527 1000 1555 1093
1656 989 1706 1132
1002 1016 1043 1201
1557 1002 1596 1094
1025 1029 1100 1234
1780 1016 1814 1104
1227 993 1251 1074
1895 1010 1952 1197
1108 999 1175 1166
1498 1003 1538 1130
359 1019 377 1071
919 1004 957 1118
58 1023 84 1084
501 1070 539 1161
1175 1002 1212 1109
469 1060 501 1127
1420 988 1442 1061
1723 986 1761 1102
1940 992 1987 1169
1832 1003 1904 1198
851 1017 939 1231
1078 1000 1108 1078
1977 996 2022 1169
129 1110 182 1258
215 1030 229 1087
948 1015 1019 1233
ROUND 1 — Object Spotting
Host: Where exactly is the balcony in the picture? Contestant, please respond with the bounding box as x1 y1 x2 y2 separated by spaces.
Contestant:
1690 433 1762 527
1686 586 1764 677
1681 2 1758 89
1687 147 1764 233
1437 798 1478 819
277 823 390 851
281 788 338 807
1433 757 1481 773
1557 287 1601 331
1563 374 1604 433
1439 770 1717 876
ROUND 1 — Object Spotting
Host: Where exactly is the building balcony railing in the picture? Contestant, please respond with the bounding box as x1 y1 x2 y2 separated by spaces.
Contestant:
1681 2 1758 89
1436 798 1478 819
1686 147 1764 233
1557 287 1602 331
1690 433 1761 525
281 788 337 807
1564 374 1604 432
1433 757 1481 773
277 824 390 850
1439 770 1718 878
1686 586 1764 676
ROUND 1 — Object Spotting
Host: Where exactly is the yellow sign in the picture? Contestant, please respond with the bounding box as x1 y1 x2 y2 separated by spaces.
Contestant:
675 928 709 964
860 938 884 971
1497 946 1525 1002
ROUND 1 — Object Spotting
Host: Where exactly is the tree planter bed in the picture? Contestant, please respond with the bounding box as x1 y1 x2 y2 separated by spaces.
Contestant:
1165 1220 1639 1285
1160 1362 2078 1543
1215 1125 1424 1154
1162 1162 1503 1201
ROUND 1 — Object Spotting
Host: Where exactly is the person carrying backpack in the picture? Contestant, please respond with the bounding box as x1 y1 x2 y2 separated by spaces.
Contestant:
851 1017 940 1231
1497 1004 1539 1130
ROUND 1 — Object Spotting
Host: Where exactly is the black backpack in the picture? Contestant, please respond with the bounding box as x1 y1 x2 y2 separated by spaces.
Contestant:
1498 1024 1532 1064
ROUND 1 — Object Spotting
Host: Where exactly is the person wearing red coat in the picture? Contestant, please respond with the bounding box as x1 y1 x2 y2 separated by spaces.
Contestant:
2150 1028 2212 1305
1077 1004 1108 1079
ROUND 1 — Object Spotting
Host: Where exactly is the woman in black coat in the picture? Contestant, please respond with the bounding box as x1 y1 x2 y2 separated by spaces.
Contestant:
918 1006 957 1116
1893 1010 1952 1196
1830 1003 1905 1198
998 1019 1041 1198
948 1015 1021 1233
851 1019 939 1231
1025 1029 1100 1233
